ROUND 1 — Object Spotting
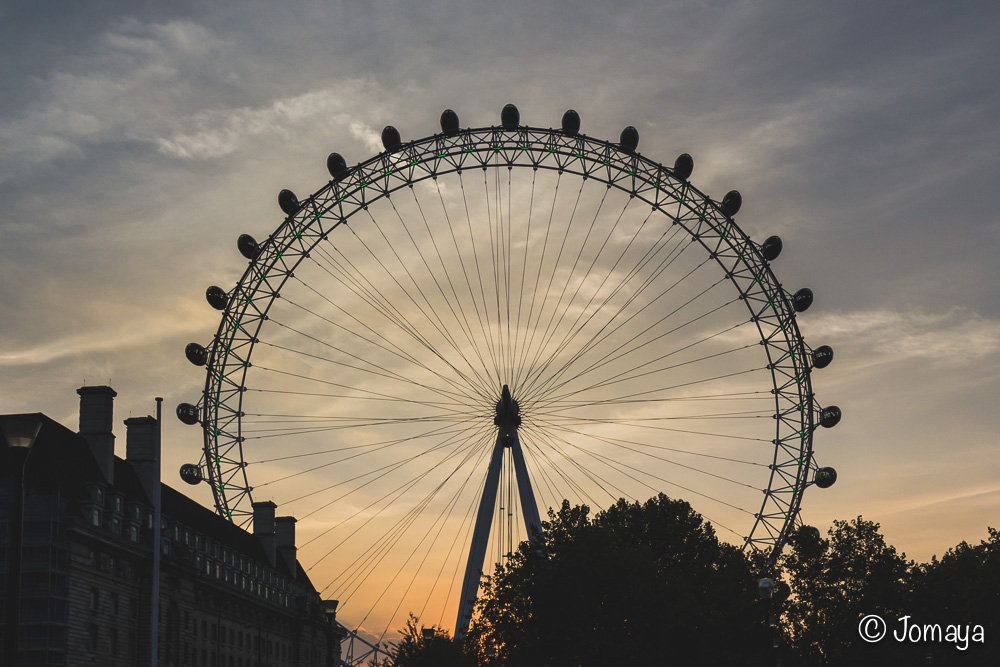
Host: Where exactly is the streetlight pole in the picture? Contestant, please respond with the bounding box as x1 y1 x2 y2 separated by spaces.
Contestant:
151 398 163 667
2 414 43 667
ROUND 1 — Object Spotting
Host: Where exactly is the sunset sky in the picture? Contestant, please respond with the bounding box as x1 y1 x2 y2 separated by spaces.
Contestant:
2 0 998 644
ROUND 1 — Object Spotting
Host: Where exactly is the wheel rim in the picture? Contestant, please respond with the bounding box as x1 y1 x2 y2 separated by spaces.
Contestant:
188 118 831 642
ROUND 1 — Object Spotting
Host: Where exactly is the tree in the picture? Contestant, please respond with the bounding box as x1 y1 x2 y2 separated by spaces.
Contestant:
781 517 916 665
909 527 998 665
464 494 772 666
390 615 473 667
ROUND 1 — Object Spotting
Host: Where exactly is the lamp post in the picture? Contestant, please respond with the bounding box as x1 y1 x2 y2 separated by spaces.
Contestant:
758 577 780 666
2 414 43 667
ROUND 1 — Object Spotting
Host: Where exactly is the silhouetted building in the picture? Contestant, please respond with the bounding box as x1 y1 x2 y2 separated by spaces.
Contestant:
0 386 345 666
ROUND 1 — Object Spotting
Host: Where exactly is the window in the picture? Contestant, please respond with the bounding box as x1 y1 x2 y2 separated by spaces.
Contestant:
88 625 98 652
129 525 139 542
184 529 190 545
91 508 101 526
109 628 118 655
111 592 119 615
90 587 99 610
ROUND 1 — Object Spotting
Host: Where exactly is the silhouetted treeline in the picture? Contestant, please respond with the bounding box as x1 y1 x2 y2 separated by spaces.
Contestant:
388 495 998 666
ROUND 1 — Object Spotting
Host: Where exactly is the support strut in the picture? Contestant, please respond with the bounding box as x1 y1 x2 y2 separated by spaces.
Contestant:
455 385 541 640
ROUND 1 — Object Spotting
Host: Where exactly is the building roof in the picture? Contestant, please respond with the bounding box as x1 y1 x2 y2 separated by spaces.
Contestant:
2 410 315 588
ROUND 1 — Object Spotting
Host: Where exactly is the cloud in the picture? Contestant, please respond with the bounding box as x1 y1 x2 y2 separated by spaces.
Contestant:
807 308 1000 365
0 308 205 367
156 82 382 160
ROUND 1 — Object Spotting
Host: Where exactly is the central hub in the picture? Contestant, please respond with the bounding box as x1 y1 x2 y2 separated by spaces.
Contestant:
494 384 521 437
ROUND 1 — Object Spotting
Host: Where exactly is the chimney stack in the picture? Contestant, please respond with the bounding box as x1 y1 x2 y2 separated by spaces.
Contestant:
77 386 117 484
124 416 159 502
275 516 297 574
253 501 277 566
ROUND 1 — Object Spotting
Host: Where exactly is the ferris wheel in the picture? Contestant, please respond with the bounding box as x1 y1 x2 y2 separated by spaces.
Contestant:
177 104 840 651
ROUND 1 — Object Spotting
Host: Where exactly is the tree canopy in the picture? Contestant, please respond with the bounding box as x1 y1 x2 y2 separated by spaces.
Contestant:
463 494 771 666
391 501 998 666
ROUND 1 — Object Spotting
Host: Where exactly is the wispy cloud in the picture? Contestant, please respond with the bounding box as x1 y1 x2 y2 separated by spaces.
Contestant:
808 308 1000 365
157 83 381 160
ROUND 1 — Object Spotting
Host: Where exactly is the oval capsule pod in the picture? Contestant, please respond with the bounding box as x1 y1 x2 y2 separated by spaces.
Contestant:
179 463 203 485
205 286 228 311
327 153 348 180
673 153 694 181
762 235 783 261
440 109 460 135
561 109 581 135
819 405 842 428
619 126 639 153
237 234 259 260
278 189 300 216
813 345 834 369
793 288 814 312
721 190 743 216
185 342 207 367
501 103 520 128
814 467 838 488
381 125 401 152
176 403 199 425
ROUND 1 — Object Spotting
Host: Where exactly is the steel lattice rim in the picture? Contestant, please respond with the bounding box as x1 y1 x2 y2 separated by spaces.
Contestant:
194 122 827 572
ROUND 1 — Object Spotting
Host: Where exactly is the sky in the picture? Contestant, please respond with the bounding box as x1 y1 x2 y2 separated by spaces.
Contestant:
2 0 999 644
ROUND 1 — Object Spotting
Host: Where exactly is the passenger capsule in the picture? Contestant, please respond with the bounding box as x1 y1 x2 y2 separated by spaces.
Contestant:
180 463 203 485
501 103 520 128
762 235 783 261
619 126 639 153
440 109 460 135
721 190 743 216
206 286 228 311
793 288 814 312
176 403 199 425
185 342 208 367
237 234 259 260
813 345 834 369
278 189 300 216
327 153 348 180
381 125 401 152
561 109 581 135
814 467 838 488
673 153 694 181
819 405 842 428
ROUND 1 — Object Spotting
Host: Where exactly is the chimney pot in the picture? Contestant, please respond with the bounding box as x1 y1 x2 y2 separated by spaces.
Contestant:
77 386 117 484
253 501 277 566
276 516 297 574
125 416 159 502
